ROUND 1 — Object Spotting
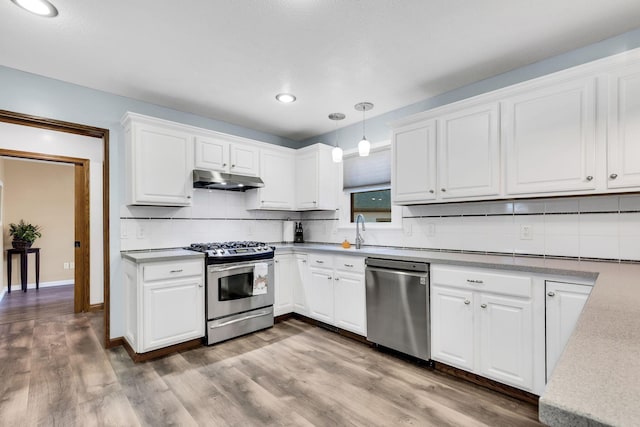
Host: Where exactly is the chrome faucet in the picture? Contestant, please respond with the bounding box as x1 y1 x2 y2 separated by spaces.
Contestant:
355 214 366 249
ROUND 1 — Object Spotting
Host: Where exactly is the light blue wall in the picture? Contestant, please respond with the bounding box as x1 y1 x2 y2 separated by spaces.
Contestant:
302 27 640 149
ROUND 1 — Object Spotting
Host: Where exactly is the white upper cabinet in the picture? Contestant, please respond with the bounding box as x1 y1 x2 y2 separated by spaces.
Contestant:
194 135 259 176
246 149 295 210
392 120 437 204
438 103 500 199
295 144 339 210
607 62 640 189
503 78 598 195
194 135 229 172
123 114 194 206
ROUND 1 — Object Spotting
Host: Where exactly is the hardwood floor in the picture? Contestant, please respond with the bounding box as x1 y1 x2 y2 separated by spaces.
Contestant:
0 312 542 426
0 284 74 325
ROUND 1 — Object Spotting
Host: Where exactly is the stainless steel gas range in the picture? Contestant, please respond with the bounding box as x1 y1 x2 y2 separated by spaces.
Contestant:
187 241 275 345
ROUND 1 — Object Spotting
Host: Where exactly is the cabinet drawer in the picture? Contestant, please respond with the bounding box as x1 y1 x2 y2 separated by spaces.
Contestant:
334 256 365 273
143 260 203 282
431 265 531 298
309 253 334 268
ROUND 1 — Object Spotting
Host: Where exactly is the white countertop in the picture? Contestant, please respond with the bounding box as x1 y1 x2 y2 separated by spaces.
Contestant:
121 248 204 263
278 243 640 426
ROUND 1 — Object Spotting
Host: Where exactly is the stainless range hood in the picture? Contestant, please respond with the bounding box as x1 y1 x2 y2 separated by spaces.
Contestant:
193 169 264 192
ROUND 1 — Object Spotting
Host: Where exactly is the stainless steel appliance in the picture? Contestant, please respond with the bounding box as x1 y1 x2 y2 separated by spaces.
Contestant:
365 257 430 361
188 241 275 345
193 169 265 192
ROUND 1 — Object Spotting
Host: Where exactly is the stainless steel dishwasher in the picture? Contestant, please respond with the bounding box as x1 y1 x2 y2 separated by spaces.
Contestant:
365 258 430 361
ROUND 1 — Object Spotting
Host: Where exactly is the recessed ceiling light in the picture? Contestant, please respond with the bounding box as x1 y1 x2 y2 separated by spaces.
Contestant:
11 0 58 17
276 93 296 103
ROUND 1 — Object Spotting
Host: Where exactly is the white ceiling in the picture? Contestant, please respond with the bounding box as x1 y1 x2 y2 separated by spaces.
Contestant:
2 1 640 142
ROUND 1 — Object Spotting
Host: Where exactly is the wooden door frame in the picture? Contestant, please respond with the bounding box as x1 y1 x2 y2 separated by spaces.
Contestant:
0 110 111 348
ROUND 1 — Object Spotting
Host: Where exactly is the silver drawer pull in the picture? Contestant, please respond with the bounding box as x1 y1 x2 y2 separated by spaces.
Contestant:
170 269 183 273
464 300 470 305
316 260 324 264
344 264 354 267
547 291 556 297
327 276 332 280
466 279 483 284
480 303 487 309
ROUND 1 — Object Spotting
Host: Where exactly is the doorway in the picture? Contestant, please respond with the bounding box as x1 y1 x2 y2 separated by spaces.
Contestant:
0 109 110 347
1 153 88 313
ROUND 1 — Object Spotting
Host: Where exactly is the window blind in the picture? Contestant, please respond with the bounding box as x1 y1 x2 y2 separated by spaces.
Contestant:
342 148 391 190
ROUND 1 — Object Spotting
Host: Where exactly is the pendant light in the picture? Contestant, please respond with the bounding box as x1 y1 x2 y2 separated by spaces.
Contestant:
355 102 374 157
329 113 346 163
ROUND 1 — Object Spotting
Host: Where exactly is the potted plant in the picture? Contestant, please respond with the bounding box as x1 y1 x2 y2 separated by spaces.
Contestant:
8 220 42 250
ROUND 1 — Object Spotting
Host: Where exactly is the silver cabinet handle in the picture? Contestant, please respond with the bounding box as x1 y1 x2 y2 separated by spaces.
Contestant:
302 260 307 263
169 269 183 273
198 283 204 287
466 279 484 284
344 264 354 268
586 176 593 181
231 164 236 168
222 163 227 167
335 277 339 281
464 300 470 305
187 195 192 199
327 276 332 280
610 173 618 179
429 189 434 194
275 260 279 263
548 291 556 297
480 303 487 309
313 201 317 204
441 188 446 192
316 260 324 264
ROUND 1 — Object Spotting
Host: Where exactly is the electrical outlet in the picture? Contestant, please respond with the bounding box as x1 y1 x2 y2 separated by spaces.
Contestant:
136 224 145 239
63 262 69 270
120 223 129 239
403 222 412 236
520 225 533 240
70 262 75 269
426 223 436 237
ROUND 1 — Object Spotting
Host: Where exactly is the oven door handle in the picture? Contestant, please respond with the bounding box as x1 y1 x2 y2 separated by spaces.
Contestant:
209 265 256 273
210 308 272 328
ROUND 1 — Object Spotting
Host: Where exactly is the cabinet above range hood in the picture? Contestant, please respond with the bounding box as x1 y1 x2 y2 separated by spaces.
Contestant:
193 169 264 192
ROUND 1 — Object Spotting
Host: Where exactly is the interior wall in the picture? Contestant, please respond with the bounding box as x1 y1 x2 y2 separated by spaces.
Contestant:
3 159 74 289
0 159 4 297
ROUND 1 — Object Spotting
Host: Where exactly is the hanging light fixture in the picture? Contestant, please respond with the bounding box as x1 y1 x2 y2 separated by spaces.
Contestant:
355 102 374 157
328 113 345 163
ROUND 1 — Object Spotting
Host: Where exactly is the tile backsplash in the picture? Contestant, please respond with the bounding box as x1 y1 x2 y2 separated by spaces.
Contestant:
120 192 640 262
301 195 640 262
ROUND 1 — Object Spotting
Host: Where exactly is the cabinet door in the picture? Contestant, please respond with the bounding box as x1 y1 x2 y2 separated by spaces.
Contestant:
230 144 259 176
132 123 193 205
546 281 592 380
257 150 295 209
608 63 640 189
392 120 437 204
478 293 533 391
307 267 334 323
334 271 366 336
430 285 475 371
296 151 319 209
194 136 230 172
437 103 500 199
274 255 294 316
293 254 309 315
142 277 204 352
503 78 597 195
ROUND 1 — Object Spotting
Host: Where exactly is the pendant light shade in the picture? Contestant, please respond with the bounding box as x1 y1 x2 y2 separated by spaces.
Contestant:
355 102 374 157
328 113 346 163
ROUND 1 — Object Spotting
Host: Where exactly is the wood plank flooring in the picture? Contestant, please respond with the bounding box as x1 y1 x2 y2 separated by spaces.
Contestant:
0 308 542 427
0 284 74 325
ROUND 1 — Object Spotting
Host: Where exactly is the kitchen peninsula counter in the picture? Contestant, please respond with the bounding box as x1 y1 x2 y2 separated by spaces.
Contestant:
277 243 640 426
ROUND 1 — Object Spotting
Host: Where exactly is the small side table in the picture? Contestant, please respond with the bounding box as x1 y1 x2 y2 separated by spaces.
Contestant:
7 247 40 293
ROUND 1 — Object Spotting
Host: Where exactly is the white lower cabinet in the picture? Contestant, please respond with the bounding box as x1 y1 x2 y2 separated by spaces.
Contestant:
545 281 592 380
308 265 335 324
430 265 545 395
293 254 309 315
124 257 205 354
274 254 296 316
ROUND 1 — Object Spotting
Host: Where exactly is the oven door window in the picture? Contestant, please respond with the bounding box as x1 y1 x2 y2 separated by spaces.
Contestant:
219 271 254 301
